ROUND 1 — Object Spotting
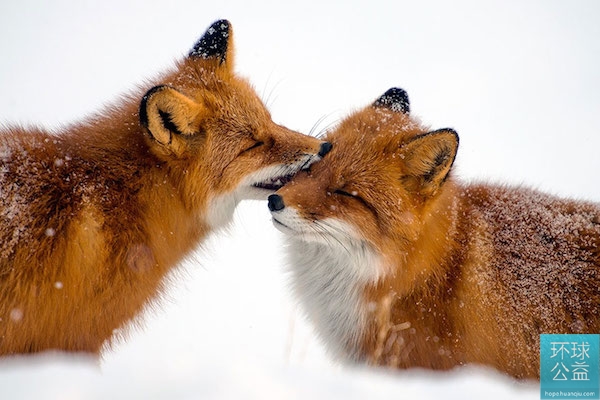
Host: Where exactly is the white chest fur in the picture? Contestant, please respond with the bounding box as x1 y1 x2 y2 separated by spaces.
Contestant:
284 230 383 362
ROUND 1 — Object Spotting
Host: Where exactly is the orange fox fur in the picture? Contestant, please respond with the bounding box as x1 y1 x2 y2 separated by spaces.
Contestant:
0 20 329 356
268 88 600 380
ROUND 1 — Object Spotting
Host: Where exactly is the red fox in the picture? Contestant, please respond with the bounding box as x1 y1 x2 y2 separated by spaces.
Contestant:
0 19 331 356
268 88 600 380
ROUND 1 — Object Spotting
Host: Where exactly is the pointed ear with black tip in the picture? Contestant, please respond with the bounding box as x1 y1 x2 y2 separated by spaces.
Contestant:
373 87 410 114
400 129 459 196
188 19 233 68
139 85 206 156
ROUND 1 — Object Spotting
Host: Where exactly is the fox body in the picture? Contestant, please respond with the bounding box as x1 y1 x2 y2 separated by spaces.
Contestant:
0 20 329 355
268 88 600 379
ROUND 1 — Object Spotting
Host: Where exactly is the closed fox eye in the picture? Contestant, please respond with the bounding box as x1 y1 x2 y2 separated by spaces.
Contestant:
334 189 367 206
244 141 264 152
334 189 358 198
239 140 264 155
334 189 378 218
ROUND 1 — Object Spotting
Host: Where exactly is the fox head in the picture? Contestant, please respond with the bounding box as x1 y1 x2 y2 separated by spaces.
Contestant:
138 20 331 228
268 88 458 279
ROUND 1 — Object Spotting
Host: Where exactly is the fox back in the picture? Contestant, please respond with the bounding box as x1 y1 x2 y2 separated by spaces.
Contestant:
0 20 329 355
268 88 600 379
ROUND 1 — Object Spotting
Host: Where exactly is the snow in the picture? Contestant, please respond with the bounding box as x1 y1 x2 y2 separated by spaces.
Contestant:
1 0 599 399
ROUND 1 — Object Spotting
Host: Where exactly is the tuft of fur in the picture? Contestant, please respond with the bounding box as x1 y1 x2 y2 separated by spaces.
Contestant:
270 88 600 380
0 20 327 356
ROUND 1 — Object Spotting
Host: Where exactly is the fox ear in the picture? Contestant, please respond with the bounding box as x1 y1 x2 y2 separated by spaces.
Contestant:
373 87 410 114
188 19 233 68
139 85 206 156
401 129 459 196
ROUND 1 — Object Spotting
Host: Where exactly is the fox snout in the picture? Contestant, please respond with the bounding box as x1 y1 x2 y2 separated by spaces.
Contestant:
267 141 331 212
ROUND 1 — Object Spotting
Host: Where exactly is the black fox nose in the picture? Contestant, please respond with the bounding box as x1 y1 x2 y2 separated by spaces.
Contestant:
268 194 285 212
318 142 333 158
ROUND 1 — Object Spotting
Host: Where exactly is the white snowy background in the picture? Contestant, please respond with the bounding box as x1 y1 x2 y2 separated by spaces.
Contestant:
0 0 599 398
